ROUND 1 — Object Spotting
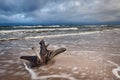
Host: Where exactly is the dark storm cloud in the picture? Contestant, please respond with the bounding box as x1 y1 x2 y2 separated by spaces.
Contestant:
0 0 51 23
0 0 120 24
0 0 48 13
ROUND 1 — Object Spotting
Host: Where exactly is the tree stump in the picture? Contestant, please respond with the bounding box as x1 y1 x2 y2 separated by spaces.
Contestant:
20 40 66 67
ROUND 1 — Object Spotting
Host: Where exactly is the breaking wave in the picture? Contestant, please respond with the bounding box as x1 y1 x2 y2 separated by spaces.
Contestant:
0 27 78 41
0 27 78 33
0 30 100 41
25 31 100 39
1 26 118 41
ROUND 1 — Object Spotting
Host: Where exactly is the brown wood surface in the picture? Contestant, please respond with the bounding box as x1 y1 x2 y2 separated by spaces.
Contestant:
20 40 66 67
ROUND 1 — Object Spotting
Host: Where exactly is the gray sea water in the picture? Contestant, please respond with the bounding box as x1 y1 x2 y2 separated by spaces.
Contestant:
0 25 114 50
0 25 118 41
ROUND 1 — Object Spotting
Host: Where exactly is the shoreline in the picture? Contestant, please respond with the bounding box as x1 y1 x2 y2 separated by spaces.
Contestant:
0 28 120 80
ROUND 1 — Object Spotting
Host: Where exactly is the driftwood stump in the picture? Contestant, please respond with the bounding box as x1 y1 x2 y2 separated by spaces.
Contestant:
20 40 66 67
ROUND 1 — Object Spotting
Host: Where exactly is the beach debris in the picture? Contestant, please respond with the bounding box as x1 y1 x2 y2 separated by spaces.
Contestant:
20 40 66 67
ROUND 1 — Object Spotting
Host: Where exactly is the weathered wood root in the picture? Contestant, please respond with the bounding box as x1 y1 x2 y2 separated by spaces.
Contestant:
20 40 66 67
20 56 41 67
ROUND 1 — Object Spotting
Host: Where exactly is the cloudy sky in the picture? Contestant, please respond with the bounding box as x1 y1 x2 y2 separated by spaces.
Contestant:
0 0 120 25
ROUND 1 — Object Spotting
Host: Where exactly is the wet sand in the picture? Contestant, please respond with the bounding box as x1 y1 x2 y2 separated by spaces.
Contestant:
0 28 120 80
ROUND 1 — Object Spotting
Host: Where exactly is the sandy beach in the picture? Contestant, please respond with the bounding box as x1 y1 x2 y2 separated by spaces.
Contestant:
0 28 120 80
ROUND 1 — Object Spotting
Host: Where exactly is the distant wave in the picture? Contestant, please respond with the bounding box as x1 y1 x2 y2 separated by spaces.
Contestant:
0 27 78 33
0 31 100 41
0 37 21 41
13 25 61 28
1 28 119 41
25 31 100 39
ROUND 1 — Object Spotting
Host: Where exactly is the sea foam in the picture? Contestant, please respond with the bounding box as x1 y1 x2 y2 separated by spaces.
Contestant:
23 62 77 80
25 31 100 39
107 60 120 79
0 28 78 33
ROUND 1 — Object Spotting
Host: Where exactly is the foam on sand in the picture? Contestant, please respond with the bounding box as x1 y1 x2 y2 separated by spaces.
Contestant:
107 60 120 79
23 62 77 80
24 62 37 79
112 67 120 79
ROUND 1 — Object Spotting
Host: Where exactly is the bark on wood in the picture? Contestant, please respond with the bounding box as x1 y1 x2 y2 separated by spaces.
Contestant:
20 40 66 67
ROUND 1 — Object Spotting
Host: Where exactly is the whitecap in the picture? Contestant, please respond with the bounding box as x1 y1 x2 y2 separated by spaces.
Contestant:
0 28 78 34
25 31 100 39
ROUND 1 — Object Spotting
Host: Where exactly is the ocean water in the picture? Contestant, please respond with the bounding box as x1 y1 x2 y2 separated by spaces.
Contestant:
0 25 119 52
0 25 117 41
0 25 120 80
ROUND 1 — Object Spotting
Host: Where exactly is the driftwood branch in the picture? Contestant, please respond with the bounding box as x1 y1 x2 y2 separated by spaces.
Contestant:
31 47 42 62
20 40 66 67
